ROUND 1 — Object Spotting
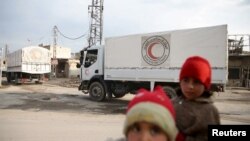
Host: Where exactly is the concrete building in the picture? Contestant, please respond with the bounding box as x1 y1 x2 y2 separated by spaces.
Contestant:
40 45 80 78
228 35 250 88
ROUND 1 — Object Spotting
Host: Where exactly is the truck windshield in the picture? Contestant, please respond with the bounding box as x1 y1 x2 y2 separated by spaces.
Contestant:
84 49 97 68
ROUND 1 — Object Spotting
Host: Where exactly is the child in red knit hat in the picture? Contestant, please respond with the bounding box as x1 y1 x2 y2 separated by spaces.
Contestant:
172 56 220 141
123 86 179 141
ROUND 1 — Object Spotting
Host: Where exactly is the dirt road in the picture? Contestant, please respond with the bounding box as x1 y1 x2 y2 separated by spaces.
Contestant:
0 78 249 141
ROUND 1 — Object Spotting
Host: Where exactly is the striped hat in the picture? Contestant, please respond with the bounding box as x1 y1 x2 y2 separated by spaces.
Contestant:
123 86 178 141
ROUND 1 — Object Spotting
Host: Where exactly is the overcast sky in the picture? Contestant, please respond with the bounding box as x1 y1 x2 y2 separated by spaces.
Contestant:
1 0 250 53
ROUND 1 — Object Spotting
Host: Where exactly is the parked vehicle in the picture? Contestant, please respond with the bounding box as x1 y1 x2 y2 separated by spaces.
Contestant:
6 46 51 84
78 25 228 101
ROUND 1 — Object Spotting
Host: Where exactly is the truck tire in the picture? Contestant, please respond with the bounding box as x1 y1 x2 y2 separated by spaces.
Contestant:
113 92 126 98
111 82 128 98
162 86 177 99
7 72 11 83
89 81 106 102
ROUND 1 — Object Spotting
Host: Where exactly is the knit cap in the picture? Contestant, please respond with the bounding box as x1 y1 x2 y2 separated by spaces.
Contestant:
123 86 178 141
179 56 211 90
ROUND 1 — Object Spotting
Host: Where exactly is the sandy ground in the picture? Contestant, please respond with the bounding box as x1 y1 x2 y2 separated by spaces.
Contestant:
0 110 124 141
0 78 249 141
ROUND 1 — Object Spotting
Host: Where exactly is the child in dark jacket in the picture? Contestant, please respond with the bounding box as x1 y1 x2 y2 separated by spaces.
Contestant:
172 56 220 141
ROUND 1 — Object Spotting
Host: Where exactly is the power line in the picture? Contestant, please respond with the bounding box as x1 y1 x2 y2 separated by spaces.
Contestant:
55 26 87 40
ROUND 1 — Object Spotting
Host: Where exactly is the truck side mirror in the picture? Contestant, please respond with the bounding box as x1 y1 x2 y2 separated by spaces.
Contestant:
79 50 84 65
79 56 83 65
76 63 81 68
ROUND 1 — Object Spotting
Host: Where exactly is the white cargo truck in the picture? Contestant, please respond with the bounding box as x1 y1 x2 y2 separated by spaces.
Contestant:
78 25 228 101
7 46 51 84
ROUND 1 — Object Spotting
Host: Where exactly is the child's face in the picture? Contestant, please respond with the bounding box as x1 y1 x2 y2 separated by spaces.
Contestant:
180 77 205 100
127 122 168 141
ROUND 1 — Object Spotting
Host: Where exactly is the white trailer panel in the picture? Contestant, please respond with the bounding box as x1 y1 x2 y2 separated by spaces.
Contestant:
7 46 51 74
170 25 227 67
104 25 228 84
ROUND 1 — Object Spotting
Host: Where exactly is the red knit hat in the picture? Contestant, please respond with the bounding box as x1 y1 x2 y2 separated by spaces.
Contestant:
123 86 178 141
179 56 211 89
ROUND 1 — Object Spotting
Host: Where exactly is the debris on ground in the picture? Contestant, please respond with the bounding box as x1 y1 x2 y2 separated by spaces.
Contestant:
58 78 80 88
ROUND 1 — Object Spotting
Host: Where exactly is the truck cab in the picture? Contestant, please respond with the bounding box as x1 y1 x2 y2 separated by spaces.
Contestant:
78 45 108 101
80 46 104 81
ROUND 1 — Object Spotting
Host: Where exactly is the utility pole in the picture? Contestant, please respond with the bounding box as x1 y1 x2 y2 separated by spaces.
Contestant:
88 0 104 47
0 47 4 87
51 26 58 78
78 0 104 67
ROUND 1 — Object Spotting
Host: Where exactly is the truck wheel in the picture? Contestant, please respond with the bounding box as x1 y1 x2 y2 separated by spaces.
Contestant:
113 92 126 98
7 72 11 83
162 86 177 99
110 82 128 98
89 81 106 102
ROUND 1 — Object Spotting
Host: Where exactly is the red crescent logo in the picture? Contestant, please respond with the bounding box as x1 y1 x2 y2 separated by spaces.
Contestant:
85 69 89 75
142 36 170 66
147 42 158 60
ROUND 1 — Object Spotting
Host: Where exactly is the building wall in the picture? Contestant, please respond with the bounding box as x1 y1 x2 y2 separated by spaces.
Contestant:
51 46 71 59
40 45 72 78
228 56 250 87
66 59 80 78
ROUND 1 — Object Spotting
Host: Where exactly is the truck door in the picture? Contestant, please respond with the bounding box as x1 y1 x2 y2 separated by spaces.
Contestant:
81 49 98 80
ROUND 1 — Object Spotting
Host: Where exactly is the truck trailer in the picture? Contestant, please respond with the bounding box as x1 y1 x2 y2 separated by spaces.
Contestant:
78 25 228 101
6 46 51 84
